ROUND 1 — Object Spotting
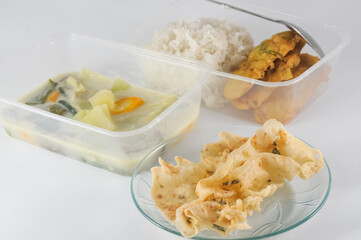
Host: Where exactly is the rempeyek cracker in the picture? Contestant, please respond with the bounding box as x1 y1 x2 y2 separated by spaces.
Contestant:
151 119 324 237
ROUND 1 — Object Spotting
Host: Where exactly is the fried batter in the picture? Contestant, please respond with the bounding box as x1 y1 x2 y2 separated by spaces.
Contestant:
152 119 324 237
231 53 301 109
224 31 304 101
253 54 326 124
231 36 306 110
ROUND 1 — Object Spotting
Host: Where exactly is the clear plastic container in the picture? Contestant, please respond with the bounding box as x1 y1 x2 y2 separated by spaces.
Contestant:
0 34 209 175
126 0 350 124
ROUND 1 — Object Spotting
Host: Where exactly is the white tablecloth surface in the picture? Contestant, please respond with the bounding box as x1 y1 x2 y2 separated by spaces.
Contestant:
1 0 360 239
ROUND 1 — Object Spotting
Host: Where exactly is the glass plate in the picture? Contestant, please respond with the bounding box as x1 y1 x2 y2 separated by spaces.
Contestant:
131 126 331 239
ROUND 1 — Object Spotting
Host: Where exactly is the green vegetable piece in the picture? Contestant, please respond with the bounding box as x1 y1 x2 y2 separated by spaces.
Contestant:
49 104 67 115
25 79 57 105
39 79 57 103
231 179 239 184
58 100 78 115
25 101 41 106
111 77 130 92
258 43 282 57
58 87 66 95
213 224 226 232
272 147 281 155
4 128 12 136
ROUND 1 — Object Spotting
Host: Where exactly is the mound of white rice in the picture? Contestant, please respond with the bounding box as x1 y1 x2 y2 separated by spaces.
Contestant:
147 18 253 108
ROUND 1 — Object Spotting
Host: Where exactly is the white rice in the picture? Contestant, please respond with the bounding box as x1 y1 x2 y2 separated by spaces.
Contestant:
147 18 253 108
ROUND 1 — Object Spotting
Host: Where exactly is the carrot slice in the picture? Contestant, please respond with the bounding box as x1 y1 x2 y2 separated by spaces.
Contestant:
46 90 60 102
20 130 30 140
110 97 144 114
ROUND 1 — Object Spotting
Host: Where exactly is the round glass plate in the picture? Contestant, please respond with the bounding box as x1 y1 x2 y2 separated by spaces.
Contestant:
131 126 331 239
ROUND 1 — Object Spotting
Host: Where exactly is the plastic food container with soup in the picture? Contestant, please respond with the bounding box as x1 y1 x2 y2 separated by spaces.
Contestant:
0 34 209 175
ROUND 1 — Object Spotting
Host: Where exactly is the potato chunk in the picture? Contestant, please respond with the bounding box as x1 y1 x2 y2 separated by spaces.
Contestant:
75 104 115 131
88 89 115 109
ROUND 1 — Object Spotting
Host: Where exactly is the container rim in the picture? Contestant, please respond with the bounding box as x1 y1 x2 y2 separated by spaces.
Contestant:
0 34 211 138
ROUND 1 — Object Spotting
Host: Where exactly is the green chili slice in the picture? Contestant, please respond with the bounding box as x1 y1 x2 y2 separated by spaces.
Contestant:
25 79 57 105
272 147 281 155
213 224 226 232
58 100 77 116
49 104 67 116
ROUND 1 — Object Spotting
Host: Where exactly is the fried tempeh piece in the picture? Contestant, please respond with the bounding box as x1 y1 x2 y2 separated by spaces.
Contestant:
253 54 325 124
224 31 304 101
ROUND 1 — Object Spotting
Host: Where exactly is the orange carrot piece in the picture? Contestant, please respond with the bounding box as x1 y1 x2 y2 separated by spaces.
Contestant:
20 130 30 140
110 97 144 114
46 90 60 102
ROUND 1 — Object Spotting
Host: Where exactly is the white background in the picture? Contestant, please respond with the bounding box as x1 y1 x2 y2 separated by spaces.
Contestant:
1 0 360 239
